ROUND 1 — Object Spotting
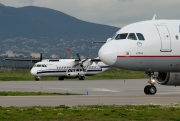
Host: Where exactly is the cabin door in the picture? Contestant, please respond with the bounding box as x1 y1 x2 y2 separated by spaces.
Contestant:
156 25 171 52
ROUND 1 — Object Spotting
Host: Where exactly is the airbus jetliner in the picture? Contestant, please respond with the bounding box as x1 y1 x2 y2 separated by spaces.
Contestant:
30 57 109 81
98 16 180 95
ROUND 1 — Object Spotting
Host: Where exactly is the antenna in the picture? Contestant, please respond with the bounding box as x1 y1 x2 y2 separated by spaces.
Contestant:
152 14 156 20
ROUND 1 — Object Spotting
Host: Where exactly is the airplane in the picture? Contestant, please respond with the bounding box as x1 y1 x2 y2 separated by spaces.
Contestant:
5 53 109 81
98 15 180 95
30 56 110 81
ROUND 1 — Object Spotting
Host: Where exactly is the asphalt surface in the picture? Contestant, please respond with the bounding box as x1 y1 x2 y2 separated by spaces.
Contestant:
0 79 180 107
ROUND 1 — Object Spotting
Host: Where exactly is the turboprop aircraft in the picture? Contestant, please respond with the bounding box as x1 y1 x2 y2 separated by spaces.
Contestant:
98 16 180 95
5 53 109 81
30 55 109 81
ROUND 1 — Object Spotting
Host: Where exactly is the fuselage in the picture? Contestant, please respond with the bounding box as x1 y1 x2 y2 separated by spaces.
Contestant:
30 59 109 77
99 20 180 72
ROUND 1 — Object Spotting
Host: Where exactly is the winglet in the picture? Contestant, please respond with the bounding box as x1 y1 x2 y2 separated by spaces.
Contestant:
152 14 156 20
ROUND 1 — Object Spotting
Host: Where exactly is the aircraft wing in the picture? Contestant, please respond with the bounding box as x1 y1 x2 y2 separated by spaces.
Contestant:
92 41 106 43
90 58 101 61
75 58 101 62
4 53 42 63
4 58 41 63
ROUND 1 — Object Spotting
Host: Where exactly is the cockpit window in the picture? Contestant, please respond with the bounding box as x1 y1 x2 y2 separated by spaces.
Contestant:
35 64 41 67
112 34 117 39
115 33 128 40
34 64 47 67
127 33 137 40
42 64 47 67
136 33 145 40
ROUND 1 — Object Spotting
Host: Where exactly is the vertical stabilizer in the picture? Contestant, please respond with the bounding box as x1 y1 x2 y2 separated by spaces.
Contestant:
40 53 43 61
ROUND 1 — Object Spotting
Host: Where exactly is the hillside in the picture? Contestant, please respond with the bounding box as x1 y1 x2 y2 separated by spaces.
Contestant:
0 4 119 58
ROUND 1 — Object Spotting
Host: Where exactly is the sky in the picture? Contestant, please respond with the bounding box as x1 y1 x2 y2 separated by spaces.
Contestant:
0 0 180 27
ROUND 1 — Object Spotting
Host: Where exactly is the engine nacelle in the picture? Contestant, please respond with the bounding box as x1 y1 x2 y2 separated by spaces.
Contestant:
66 71 86 78
66 72 79 78
156 72 180 86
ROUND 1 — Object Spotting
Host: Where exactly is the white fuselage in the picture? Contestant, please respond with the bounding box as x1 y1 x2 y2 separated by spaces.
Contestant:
99 20 180 72
30 59 109 78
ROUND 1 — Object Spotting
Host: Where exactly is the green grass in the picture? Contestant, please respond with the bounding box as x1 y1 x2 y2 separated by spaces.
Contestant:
0 69 147 81
0 91 81 96
0 104 179 121
87 69 147 80
0 70 33 81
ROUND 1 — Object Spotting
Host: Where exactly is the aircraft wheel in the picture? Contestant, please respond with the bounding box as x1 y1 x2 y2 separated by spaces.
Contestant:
144 85 157 95
79 76 85 80
58 77 64 81
149 85 157 94
35 77 40 81
144 85 150 94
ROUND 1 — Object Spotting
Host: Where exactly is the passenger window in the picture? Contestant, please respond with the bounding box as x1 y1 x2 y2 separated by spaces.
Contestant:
115 33 128 40
127 33 137 40
176 35 178 40
136 33 145 40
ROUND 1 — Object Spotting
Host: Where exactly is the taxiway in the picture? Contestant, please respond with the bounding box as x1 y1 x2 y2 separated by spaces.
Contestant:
0 79 179 107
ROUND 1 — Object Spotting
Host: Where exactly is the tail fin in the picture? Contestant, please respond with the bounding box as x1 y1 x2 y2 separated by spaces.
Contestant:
98 62 110 72
40 53 43 61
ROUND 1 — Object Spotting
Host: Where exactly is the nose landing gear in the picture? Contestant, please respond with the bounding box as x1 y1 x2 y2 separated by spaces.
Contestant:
144 72 157 95
144 85 157 95
35 76 40 81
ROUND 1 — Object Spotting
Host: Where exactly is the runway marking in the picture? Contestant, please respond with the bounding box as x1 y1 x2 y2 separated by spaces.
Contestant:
91 88 119 92
158 92 180 94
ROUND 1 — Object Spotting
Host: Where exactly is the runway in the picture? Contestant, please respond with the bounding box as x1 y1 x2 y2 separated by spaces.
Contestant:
0 79 180 107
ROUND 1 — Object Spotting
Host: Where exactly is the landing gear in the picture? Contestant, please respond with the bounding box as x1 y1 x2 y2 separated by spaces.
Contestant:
35 76 40 81
79 76 85 80
144 85 157 95
144 72 157 95
58 77 64 81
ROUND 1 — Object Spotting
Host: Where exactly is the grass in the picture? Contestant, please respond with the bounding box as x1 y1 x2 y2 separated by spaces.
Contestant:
0 104 179 121
0 91 81 96
0 69 148 81
87 69 147 80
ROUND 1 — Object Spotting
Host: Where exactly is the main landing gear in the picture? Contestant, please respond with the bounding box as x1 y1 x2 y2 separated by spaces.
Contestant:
79 76 85 80
58 77 64 80
144 72 157 95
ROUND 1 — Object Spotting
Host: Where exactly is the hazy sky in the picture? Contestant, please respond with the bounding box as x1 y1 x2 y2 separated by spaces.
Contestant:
0 0 180 27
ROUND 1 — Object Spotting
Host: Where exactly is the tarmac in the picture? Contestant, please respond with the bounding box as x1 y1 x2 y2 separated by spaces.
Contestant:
0 79 179 107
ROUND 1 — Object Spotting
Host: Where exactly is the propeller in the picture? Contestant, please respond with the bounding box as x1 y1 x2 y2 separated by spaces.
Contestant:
74 53 88 71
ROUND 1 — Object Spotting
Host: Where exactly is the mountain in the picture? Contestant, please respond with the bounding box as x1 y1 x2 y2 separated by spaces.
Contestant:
0 4 119 58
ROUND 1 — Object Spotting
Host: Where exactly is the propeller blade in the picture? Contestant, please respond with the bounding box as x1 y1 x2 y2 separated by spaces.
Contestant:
75 53 87 72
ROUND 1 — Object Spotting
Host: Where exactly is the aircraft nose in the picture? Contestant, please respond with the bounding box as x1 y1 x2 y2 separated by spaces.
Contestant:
30 68 37 76
98 43 117 66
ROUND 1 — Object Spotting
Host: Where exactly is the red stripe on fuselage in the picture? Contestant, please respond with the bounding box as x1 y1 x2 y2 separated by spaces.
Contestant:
117 56 180 58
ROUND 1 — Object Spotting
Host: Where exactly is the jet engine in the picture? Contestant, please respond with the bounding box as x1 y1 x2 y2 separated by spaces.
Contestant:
156 72 180 86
